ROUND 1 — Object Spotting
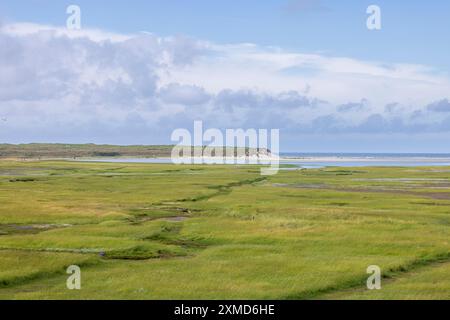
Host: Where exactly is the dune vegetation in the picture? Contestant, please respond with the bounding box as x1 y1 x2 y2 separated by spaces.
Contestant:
0 143 269 159
0 160 449 299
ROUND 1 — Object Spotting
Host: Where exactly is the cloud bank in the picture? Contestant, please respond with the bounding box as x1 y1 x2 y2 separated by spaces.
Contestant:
1 22 450 149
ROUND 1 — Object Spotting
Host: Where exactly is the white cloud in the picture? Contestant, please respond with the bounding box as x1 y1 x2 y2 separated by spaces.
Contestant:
159 83 210 106
1 22 133 42
1 22 450 144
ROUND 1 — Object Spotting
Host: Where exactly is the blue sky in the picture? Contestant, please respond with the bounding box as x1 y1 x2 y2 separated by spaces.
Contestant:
2 0 450 70
1 0 450 152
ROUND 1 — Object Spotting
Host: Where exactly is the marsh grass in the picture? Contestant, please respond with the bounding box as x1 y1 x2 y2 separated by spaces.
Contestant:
0 160 449 299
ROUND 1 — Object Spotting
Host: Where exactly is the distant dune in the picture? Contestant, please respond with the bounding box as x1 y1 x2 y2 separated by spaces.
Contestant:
0 143 271 159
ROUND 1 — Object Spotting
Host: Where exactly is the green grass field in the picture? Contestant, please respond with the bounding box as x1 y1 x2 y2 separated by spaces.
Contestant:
0 160 449 299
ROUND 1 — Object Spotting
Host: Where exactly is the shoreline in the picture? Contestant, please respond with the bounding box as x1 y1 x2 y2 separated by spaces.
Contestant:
2 155 450 163
280 156 450 163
